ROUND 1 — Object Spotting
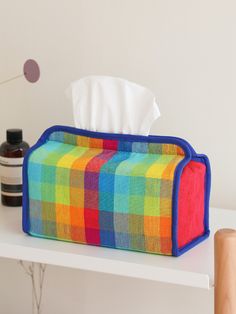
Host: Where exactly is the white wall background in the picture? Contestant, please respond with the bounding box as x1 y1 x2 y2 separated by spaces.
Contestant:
0 0 235 313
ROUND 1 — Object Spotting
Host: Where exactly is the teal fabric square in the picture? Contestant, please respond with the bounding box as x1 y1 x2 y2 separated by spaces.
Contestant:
28 162 41 182
41 165 56 183
114 193 129 213
28 181 42 200
132 142 148 153
114 175 129 194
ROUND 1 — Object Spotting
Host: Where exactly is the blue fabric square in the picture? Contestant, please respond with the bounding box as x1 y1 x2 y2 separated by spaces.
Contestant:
118 141 133 152
99 192 114 211
30 217 43 235
100 230 115 247
49 131 65 143
29 199 42 219
115 232 130 249
132 142 148 153
99 173 114 193
28 162 42 182
101 151 130 174
99 211 114 231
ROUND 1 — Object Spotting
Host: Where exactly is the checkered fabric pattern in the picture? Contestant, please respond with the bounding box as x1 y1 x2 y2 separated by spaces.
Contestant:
27 131 185 255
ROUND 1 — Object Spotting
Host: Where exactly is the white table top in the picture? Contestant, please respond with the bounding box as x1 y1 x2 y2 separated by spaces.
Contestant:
0 205 235 289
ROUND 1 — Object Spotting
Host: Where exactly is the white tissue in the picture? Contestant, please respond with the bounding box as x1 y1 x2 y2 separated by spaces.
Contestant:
67 76 160 135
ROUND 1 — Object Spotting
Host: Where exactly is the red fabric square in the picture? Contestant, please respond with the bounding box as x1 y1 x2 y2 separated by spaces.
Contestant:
85 228 100 245
103 139 118 151
84 208 99 229
178 161 206 248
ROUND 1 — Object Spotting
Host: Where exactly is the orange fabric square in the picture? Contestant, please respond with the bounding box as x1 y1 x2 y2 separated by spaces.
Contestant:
160 217 172 237
177 146 185 156
56 223 71 240
144 216 160 236
70 187 84 207
71 226 86 243
56 204 70 224
162 156 182 180
70 206 85 227
160 237 172 255
145 236 161 253
77 135 90 147
89 138 103 149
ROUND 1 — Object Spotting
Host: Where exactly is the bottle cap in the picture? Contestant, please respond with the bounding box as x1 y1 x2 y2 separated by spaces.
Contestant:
7 129 23 144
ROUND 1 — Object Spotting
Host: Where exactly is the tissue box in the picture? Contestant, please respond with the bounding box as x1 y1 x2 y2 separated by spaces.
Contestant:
22 125 211 256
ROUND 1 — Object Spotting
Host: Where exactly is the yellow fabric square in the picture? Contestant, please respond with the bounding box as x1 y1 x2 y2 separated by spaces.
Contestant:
56 204 70 224
162 156 183 180
160 198 172 216
77 135 90 147
144 196 160 216
146 163 168 179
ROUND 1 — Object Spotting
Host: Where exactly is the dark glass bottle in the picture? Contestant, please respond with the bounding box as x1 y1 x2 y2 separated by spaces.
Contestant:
0 129 29 207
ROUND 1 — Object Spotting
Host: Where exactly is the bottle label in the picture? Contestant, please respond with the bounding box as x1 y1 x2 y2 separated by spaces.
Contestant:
0 157 24 197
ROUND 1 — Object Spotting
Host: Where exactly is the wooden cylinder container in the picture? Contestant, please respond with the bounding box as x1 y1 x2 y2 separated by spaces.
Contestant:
215 229 236 314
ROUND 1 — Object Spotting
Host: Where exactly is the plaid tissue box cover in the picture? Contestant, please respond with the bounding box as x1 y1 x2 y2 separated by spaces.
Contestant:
23 125 211 256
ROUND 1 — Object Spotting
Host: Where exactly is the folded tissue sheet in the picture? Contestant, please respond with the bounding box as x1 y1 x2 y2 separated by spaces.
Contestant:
67 76 161 135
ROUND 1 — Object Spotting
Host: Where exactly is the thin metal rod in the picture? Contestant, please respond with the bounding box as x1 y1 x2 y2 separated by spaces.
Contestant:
0 73 24 86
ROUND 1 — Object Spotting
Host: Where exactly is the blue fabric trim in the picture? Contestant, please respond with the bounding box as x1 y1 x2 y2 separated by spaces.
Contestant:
175 231 210 256
171 157 191 256
38 125 194 157
173 155 211 256
22 139 45 234
22 125 211 256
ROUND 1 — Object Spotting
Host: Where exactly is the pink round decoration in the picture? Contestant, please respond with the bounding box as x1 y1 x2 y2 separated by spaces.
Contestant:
23 59 40 83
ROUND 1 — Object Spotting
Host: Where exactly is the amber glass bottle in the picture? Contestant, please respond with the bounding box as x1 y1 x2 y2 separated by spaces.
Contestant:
0 129 29 206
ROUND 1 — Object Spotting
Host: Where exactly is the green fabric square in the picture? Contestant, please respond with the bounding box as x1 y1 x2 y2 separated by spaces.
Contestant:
148 143 162 154
64 133 77 145
42 201 56 221
41 183 55 202
129 214 144 234
157 155 174 164
56 167 70 185
129 195 144 214
130 234 145 251
43 144 74 166
145 178 161 197
43 221 57 237
41 165 56 184
144 196 160 216
43 152 63 166
129 176 145 195
56 185 70 205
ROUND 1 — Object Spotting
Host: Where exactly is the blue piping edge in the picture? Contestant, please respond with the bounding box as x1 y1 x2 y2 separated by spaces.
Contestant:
22 125 211 256
172 154 211 256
